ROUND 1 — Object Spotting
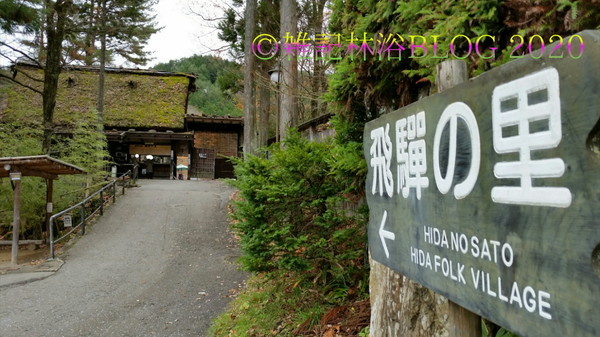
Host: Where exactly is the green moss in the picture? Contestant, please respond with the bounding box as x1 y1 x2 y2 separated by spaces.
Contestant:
2 66 191 129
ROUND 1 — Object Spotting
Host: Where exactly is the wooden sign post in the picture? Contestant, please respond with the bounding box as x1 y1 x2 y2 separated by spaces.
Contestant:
364 30 600 337
10 172 21 265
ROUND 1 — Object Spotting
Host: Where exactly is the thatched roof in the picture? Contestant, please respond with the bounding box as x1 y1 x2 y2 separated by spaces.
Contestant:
1 62 196 130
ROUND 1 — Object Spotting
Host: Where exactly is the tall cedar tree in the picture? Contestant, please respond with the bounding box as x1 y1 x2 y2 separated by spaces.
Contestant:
66 0 158 66
218 0 280 148
66 0 158 116
219 0 328 145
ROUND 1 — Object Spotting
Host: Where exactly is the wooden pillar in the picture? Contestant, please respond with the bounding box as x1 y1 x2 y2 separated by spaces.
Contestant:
45 178 54 244
436 60 482 337
10 172 22 265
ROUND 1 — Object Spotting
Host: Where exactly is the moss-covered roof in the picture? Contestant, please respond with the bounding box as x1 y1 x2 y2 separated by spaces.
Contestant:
1 63 196 129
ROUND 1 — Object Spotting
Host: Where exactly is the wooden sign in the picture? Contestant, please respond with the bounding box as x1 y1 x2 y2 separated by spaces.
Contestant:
364 30 600 337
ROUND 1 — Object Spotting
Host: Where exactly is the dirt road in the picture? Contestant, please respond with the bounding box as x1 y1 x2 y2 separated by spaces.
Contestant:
0 179 247 337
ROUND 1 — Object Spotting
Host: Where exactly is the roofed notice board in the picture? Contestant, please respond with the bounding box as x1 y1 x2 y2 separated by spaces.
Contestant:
364 30 600 337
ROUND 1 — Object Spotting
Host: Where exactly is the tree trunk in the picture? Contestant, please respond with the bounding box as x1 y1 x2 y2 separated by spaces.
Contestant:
279 0 297 140
310 0 327 119
97 0 107 118
370 256 451 337
84 0 96 66
243 0 257 156
42 0 71 155
258 63 270 148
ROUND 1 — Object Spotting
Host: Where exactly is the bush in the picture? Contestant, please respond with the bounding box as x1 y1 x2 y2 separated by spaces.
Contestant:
229 131 368 291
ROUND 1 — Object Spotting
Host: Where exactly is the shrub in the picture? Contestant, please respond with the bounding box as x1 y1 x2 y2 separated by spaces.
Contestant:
229 131 368 291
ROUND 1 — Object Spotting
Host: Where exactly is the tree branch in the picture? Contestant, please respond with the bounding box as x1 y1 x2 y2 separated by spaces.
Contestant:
0 42 41 67
0 72 43 95
13 67 44 83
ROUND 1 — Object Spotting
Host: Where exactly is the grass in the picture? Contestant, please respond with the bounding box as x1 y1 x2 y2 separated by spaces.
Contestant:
209 272 522 337
209 271 338 337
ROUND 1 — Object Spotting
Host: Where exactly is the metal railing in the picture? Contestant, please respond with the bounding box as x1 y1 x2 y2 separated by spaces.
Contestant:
49 170 132 259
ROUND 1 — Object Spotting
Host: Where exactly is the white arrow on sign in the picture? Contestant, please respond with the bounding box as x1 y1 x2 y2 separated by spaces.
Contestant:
379 210 395 259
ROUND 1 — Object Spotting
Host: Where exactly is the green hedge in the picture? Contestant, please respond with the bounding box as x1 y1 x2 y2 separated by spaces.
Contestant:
229 131 368 292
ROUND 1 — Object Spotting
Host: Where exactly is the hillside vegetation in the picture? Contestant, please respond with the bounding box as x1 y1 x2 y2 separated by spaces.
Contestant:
153 55 243 117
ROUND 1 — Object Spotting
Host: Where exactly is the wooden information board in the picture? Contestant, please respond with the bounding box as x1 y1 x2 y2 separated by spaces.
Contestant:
364 30 600 337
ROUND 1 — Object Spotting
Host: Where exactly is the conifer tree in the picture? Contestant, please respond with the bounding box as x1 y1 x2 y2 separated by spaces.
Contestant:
65 0 159 116
0 0 40 33
67 0 158 66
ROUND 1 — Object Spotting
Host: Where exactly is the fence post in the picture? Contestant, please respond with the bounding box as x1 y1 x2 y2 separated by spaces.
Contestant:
10 175 21 265
49 217 54 259
100 190 104 216
81 204 86 235
122 176 126 195
112 181 116 203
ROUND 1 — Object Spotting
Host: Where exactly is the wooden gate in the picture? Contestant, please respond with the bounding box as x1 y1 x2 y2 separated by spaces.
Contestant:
191 148 215 179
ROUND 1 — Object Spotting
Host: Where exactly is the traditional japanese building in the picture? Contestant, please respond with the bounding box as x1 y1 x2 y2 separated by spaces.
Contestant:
1 62 242 179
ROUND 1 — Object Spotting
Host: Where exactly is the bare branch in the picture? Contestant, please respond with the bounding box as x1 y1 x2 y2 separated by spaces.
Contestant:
14 67 44 83
187 9 227 23
0 42 41 67
0 51 17 63
0 72 43 95
192 34 234 58
187 0 242 26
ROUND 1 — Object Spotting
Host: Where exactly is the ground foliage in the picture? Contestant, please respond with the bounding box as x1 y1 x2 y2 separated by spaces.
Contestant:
209 271 370 337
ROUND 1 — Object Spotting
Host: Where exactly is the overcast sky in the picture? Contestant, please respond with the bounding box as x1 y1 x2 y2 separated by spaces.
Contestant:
145 0 230 67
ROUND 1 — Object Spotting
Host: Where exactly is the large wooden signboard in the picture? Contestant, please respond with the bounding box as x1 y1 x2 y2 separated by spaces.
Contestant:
364 30 600 337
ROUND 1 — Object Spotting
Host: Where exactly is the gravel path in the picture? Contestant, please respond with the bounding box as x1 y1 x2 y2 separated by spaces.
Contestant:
0 179 247 337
